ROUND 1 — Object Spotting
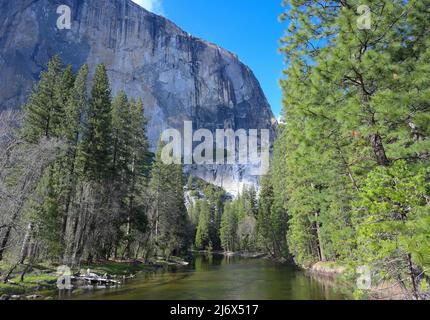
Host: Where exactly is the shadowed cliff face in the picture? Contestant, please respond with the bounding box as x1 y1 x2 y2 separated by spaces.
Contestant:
0 0 276 195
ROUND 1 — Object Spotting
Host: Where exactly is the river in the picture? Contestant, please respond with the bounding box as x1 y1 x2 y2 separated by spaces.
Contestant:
63 254 347 300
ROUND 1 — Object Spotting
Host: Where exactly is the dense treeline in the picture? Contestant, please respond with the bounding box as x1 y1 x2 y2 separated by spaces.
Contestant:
220 186 260 253
0 57 192 281
188 178 227 252
190 180 288 258
219 184 288 255
254 0 429 299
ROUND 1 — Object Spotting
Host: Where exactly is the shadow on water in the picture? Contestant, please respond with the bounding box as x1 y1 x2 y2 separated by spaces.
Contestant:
64 253 348 300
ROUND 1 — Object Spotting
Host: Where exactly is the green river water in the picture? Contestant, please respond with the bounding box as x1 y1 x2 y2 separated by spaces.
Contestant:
62 254 347 300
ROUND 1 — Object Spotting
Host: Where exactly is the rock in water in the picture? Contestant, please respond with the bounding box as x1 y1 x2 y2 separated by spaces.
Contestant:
0 0 276 195
0 294 10 300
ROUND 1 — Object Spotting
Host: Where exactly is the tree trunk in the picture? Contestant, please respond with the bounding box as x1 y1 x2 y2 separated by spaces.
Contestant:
0 209 20 261
2 223 33 284
0 225 12 261
134 242 141 259
315 211 326 262
123 215 132 259
20 241 38 282
2 262 19 284
371 133 390 166
407 254 420 300
336 143 360 192
18 223 33 264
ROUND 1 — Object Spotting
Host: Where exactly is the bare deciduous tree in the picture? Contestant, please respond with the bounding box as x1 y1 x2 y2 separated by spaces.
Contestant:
0 110 63 264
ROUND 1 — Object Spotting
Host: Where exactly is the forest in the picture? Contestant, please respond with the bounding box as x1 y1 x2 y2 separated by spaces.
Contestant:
0 60 192 280
0 0 429 300
191 0 430 300
269 0 430 299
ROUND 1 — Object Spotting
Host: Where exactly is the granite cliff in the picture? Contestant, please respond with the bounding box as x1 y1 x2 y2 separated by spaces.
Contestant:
0 0 276 195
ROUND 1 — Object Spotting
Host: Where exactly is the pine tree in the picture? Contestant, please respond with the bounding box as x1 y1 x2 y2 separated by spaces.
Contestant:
220 202 238 252
26 166 64 258
202 184 225 250
278 0 430 295
150 141 191 257
241 185 258 218
111 91 133 179
23 55 69 142
60 65 89 233
129 98 151 181
188 200 200 231
56 65 75 136
121 98 151 257
353 161 430 299
170 163 191 255
78 64 112 181
257 175 275 255
195 200 211 251
63 65 89 147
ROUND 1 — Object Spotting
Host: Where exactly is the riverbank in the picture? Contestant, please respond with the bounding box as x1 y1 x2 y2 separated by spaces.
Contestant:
306 261 410 300
0 257 190 300
309 261 346 277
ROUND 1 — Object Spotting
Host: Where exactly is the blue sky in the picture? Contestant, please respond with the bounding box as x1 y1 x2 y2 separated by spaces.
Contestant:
132 0 286 117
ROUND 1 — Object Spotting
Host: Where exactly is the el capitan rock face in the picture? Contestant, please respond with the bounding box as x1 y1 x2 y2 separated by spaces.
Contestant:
0 0 276 195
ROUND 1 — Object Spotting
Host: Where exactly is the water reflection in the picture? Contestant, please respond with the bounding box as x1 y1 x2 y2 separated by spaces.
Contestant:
69 254 347 300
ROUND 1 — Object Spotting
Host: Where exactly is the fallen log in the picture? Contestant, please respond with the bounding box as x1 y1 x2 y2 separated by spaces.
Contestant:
71 275 121 285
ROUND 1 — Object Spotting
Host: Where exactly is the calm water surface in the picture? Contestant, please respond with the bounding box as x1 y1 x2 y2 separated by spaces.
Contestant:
65 254 346 300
